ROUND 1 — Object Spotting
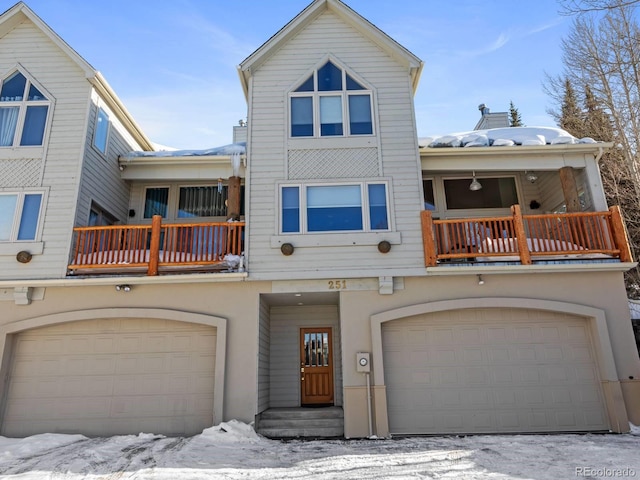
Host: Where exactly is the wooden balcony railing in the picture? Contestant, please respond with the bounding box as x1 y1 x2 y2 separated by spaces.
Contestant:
421 205 633 267
68 215 245 275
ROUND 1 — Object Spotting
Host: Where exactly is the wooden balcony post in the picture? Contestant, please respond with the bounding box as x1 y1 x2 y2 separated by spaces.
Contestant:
148 215 162 276
559 166 581 213
227 176 242 221
421 210 437 267
609 206 633 262
511 204 532 265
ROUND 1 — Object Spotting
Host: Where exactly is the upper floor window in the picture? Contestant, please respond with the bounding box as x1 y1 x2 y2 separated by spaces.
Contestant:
93 107 110 154
290 61 373 138
281 182 389 233
0 192 43 242
0 71 50 147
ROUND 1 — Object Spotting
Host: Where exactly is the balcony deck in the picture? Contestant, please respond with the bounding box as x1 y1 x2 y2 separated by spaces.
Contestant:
68 215 245 276
421 205 633 267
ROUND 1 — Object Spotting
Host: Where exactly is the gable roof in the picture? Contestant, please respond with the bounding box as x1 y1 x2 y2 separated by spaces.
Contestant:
237 0 423 100
0 2 154 151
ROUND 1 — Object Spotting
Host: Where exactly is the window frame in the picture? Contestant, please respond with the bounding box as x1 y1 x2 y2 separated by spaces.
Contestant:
0 191 44 243
279 181 390 234
0 68 52 149
92 106 110 155
141 183 245 222
143 186 170 219
442 175 519 212
423 174 522 219
289 60 375 139
88 202 118 226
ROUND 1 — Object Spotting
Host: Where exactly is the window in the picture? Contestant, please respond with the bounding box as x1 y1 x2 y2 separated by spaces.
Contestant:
178 186 229 218
280 182 389 233
144 185 245 220
423 179 436 211
93 107 109 154
0 71 50 147
290 60 373 138
0 192 43 241
444 177 518 210
89 202 117 226
143 187 169 218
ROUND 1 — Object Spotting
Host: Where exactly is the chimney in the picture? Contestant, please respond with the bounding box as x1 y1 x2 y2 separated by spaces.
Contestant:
478 104 490 116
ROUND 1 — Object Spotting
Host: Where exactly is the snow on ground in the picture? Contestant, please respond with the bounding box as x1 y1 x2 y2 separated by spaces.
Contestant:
0 421 638 479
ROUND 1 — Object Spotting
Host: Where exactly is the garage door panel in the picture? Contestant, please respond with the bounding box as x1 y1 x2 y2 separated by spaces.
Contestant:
383 308 608 434
2 318 217 437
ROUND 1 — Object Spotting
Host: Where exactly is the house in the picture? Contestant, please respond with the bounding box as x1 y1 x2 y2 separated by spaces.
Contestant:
0 0 638 439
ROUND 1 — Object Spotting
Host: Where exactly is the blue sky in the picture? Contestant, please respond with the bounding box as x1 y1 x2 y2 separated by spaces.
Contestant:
3 0 572 149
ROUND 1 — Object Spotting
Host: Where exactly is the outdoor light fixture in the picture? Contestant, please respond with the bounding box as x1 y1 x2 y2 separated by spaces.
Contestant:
469 171 482 191
477 274 485 285
525 171 538 183
115 284 132 292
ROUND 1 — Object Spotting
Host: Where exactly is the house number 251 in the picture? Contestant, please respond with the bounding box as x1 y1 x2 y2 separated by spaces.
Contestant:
328 280 347 290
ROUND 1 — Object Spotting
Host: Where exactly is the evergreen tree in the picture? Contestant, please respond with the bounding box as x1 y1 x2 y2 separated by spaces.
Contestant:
580 85 640 297
508 101 524 127
558 78 585 137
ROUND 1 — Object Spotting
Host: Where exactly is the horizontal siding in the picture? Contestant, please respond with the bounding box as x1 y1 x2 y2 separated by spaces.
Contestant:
0 20 91 280
247 10 424 278
257 297 271 413
74 92 145 230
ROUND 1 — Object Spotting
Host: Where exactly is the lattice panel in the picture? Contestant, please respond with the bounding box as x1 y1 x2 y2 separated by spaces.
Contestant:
288 148 379 179
0 158 42 187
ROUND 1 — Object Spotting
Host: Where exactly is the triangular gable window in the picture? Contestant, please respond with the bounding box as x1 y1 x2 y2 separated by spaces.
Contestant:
290 61 373 137
0 71 50 147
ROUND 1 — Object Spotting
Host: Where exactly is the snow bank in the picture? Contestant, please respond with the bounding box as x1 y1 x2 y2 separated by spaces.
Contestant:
198 420 263 443
0 433 86 460
420 126 599 148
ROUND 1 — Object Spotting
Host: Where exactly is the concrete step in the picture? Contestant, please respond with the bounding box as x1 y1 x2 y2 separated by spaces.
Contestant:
260 407 343 421
257 407 344 438
259 426 344 439
258 417 344 429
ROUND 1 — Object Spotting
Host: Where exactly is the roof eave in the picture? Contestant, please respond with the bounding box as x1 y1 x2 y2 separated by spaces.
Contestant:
90 73 154 152
0 3 154 152
239 0 423 92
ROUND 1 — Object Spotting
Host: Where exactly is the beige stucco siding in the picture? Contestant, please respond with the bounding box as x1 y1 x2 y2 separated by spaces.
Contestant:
0 19 91 279
0 281 271 430
339 271 639 437
246 10 424 279
3 317 217 437
382 308 608 434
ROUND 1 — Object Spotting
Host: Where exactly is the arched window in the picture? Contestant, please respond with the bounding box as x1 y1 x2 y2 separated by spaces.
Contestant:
290 60 373 138
0 71 50 147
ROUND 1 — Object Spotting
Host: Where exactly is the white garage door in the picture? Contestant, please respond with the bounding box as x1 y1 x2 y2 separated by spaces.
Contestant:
2 318 217 437
382 308 608 434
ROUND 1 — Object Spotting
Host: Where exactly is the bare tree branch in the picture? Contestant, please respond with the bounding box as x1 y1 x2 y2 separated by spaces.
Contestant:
559 0 640 15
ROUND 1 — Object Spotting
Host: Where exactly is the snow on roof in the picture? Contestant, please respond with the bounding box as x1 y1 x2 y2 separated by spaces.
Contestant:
122 142 246 159
420 126 598 149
